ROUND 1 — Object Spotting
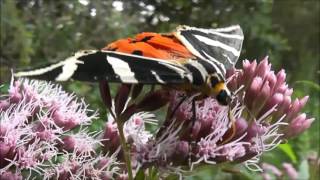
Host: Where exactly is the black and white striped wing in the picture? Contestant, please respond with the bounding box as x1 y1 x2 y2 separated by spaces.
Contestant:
175 25 244 74
14 50 192 84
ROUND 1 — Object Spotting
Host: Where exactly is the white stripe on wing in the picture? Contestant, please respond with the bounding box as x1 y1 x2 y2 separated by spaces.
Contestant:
107 56 139 83
194 35 241 57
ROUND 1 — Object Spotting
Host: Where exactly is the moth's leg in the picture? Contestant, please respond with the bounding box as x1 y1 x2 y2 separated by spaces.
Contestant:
157 94 187 138
220 107 237 144
168 95 187 120
191 98 196 127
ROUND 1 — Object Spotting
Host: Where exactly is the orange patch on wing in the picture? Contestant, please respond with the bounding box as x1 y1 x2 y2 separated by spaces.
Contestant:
103 32 194 62
104 39 170 59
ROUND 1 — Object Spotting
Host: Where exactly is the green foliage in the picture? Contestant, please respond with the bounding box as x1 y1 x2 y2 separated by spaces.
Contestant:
278 143 298 164
1 0 319 179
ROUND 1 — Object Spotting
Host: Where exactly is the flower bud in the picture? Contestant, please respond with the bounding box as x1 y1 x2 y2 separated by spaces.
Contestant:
286 98 301 122
299 96 309 108
0 100 10 111
226 68 238 91
242 60 257 86
262 163 282 177
285 113 314 138
102 122 120 153
245 77 263 109
253 81 271 112
62 136 76 151
276 84 289 94
275 69 286 89
234 118 248 138
245 122 266 141
284 88 293 96
282 163 298 180
255 57 270 80
260 93 283 117
174 141 189 161
9 81 22 103
191 120 201 139
266 72 277 92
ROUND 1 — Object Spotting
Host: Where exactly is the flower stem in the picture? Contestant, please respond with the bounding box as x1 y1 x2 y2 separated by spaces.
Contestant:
116 118 133 180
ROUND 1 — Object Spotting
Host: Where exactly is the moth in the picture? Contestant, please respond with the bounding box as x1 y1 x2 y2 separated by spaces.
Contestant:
14 25 244 106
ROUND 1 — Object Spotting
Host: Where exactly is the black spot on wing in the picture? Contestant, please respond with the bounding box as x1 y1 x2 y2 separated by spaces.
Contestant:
130 36 154 43
140 36 154 42
161 34 175 38
108 47 118 51
132 50 143 56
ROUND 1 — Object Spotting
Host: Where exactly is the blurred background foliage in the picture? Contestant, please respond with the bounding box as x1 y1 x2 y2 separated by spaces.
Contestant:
1 0 319 179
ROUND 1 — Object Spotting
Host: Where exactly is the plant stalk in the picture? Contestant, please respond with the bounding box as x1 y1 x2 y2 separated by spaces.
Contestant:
116 118 133 180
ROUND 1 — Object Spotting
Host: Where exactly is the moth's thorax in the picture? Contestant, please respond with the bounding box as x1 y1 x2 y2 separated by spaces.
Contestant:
169 79 231 106
206 74 231 105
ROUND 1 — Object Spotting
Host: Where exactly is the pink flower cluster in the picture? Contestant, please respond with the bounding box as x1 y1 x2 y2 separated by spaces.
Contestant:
0 79 120 179
227 57 314 138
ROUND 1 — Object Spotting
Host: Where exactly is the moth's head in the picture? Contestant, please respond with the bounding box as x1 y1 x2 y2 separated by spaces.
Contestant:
206 74 232 106
216 89 232 106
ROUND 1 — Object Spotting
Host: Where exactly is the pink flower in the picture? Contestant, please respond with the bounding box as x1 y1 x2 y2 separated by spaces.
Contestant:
62 129 102 156
0 171 23 180
1 79 119 179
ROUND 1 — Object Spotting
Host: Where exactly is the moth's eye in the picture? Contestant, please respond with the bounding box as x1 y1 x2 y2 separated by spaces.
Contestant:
216 90 231 106
210 76 220 88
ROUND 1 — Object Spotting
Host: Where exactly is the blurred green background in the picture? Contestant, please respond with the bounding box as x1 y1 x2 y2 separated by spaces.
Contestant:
1 0 319 179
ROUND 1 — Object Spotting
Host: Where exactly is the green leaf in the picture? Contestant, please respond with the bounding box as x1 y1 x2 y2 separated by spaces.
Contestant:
278 143 297 163
134 169 145 180
294 80 320 91
0 83 10 94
